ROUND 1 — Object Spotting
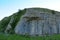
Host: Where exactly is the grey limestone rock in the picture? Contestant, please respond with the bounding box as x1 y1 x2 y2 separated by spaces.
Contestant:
15 8 60 36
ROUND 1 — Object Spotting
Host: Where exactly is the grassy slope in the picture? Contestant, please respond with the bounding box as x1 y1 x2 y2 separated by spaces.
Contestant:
0 34 60 40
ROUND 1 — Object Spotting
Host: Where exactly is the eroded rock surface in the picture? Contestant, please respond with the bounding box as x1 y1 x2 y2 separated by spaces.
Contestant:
15 8 60 36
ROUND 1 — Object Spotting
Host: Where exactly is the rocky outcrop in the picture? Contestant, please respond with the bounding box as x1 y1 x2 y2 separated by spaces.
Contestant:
5 16 14 33
15 8 60 36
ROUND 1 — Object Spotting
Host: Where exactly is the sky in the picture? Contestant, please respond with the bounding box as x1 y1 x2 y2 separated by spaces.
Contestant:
0 0 60 20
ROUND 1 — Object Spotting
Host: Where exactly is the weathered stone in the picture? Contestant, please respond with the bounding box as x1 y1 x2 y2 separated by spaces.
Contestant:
14 8 60 36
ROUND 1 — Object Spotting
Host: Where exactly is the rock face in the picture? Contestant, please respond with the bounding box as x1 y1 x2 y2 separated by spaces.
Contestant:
15 8 60 36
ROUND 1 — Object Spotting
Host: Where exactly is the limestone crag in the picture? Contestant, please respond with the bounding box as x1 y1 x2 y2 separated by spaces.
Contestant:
15 8 60 36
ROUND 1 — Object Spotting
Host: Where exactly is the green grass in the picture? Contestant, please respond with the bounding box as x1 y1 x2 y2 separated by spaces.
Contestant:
0 34 60 40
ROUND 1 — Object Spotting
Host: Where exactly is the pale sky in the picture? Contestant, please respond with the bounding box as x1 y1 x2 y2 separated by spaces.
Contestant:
0 0 60 20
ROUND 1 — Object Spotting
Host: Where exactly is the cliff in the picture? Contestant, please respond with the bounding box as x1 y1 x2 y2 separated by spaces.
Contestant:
0 8 60 36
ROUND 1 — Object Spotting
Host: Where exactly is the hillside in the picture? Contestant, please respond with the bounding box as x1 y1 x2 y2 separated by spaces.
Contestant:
0 7 60 40
0 7 60 35
0 9 26 33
